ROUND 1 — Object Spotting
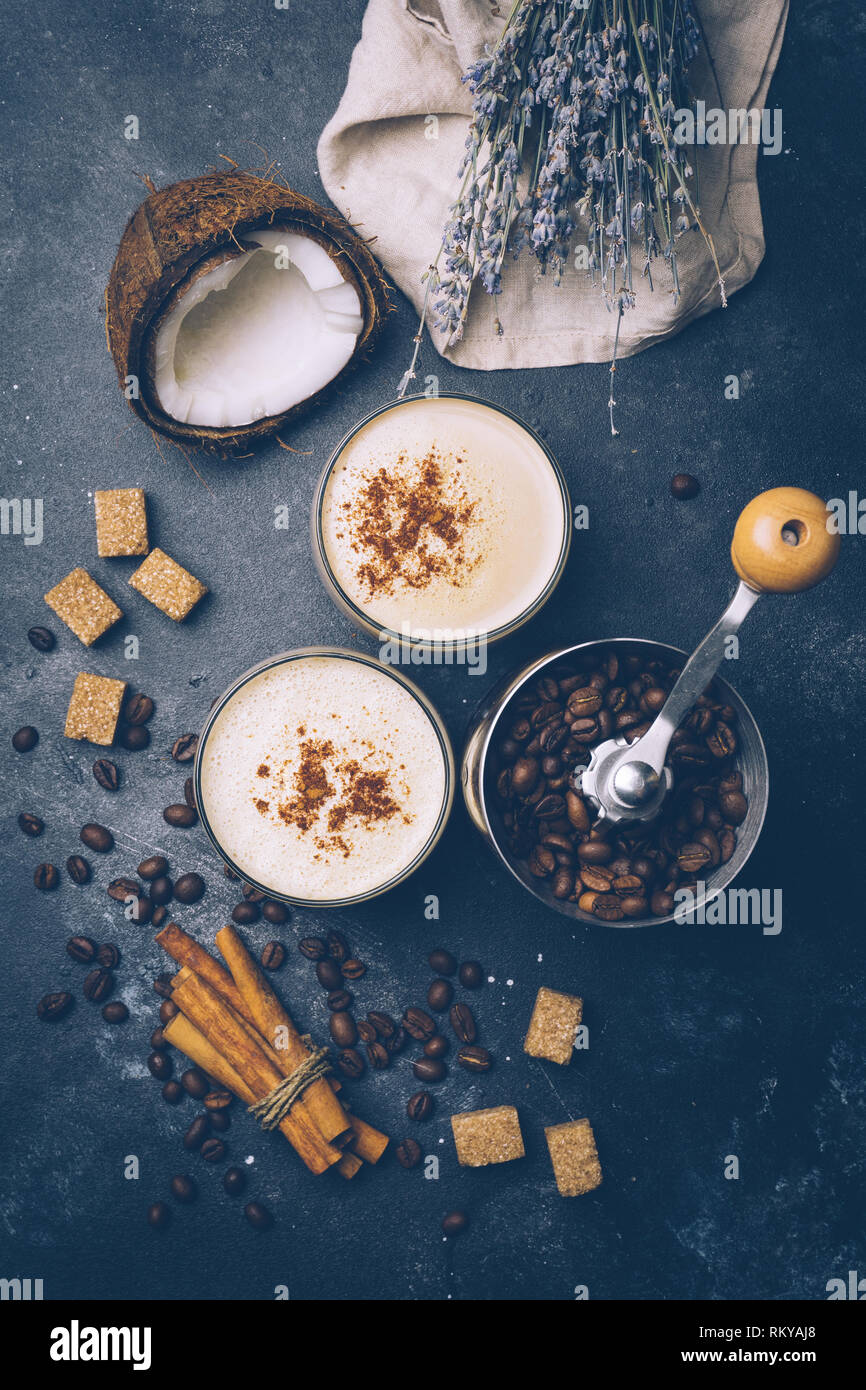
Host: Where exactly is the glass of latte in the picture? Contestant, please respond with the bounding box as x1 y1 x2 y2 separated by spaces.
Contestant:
195 649 454 906
312 393 571 652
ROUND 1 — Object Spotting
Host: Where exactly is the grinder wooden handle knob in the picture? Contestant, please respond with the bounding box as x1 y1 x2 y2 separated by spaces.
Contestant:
731 487 841 593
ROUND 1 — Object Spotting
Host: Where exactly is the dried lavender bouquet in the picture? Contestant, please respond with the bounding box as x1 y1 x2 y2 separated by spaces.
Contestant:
401 0 726 433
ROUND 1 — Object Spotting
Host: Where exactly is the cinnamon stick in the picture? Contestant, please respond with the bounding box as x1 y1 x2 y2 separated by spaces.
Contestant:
157 923 256 1028
216 924 351 1146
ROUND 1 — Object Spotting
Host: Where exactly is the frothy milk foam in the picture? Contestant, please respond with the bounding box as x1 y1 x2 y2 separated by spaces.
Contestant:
320 396 567 637
199 655 447 902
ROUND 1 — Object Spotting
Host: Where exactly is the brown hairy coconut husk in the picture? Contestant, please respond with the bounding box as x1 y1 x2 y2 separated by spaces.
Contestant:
106 170 390 452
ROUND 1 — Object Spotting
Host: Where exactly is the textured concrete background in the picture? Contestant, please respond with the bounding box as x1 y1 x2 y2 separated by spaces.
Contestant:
1 0 864 1301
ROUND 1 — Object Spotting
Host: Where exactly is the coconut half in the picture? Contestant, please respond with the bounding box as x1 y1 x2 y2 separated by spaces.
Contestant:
106 172 389 450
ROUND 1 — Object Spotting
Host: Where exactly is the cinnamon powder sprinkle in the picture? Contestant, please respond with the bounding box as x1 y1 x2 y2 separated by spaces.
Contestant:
337 447 480 599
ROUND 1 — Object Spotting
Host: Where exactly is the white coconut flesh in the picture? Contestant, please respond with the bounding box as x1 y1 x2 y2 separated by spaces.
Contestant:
151 229 364 428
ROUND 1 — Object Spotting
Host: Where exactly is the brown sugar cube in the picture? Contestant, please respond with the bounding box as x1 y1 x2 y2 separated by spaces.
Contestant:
94 488 149 557
44 568 123 646
451 1105 524 1168
64 672 127 745
128 547 207 621
523 986 583 1066
545 1118 602 1197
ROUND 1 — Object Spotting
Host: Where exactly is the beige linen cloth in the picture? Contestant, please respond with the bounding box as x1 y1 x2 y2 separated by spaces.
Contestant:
318 0 789 367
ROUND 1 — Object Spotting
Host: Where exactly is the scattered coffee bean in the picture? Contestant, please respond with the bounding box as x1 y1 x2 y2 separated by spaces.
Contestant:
153 973 174 999
450 1003 477 1043
260 941 285 971
204 1090 233 1111
183 777 196 809
428 948 457 975
108 877 140 902
407 1091 433 1122
92 759 120 791
123 693 155 725
138 855 168 881
223 1166 247 1195
339 958 365 981
298 936 327 961
159 998 179 1025
119 724 150 751
386 1025 407 1055
80 822 113 853
316 958 342 990
148 1051 173 1080
396 1138 422 1169
37 991 73 1021
170 1174 197 1203
327 930 350 961
670 472 700 500
424 1035 448 1059
174 872 205 904
163 803 197 828
200 1138 225 1163
458 960 483 989
145 876 171 907
181 1068 209 1099
151 905 168 929
102 1001 128 1024
66 935 98 963
231 901 260 924
427 978 454 1012
367 1011 396 1039
357 1020 376 1043
147 1202 171 1228
327 989 353 1012
83 968 113 1002
402 1007 435 1041
262 899 289 924
412 1057 446 1083
18 812 44 837
366 1042 390 1070
171 734 198 763
66 854 91 885
162 1080 183 1105
183 1115 210 1150
329 1011 358 1047
336 1049 365 1079
151 1026 168 1050
244 1201 272 1230
456 1045 492 1072
442 1209 469 1236
34 863 59 891
12 726 39 752
96 943 121 968
27 626 55 652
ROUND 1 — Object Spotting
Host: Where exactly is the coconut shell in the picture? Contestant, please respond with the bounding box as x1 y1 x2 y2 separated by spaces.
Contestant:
106 171 391 451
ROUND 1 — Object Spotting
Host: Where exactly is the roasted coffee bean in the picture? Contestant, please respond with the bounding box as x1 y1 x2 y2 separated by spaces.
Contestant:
119 724 150 751
427 978 454 1012
407 1090 433 1121
553 867 575 899
442 1210 469 1237
37 991 72 1021
396 1138 422 1169
92 758 120 791
34 863 59 891
147 1202 171 1228
719 789 748 825
242 883 266 902
223 1166 247 1195
123 693 154 725
80 822 113 853
568 687 603 717
326 930 350 961
163 803 197 828
183 777 196 809
151 905 168 929
27 625 55 651
298 936 327 960
138 855 168 881
357 1020 377 1043
424 1035 448 1059
132 897 152 924
341 958 366 980
153 973 174 999
204 1090 233 1111
336 1048 365 1079
593 895 624 922
66 854 92 884
150 1026 167 1050
181 1068 209 1099
534 793 566 820
612 874 644 896
386 1025 407 1055
183 1115 210 1150
171 733 198 763
162 1080 183 1105
580 865 615 893
693 827 721 867
102 1001 128 1023
428 948 457 975
147 875 173 905
83 968 113 1002
650 890 675 917
620 895 649 918
200 1138 225 1163
260 941 286 971
367 1011 396 1039
108 877 140 902
566 791 590 832
327 989 353 1012
457 1044 492 1072
458 961 483 989
262 899 289 924
510 756 539 794
159 999 179 1025
719 828 736 863
18 811 44 837
670 472 700 499
412 1056 446 1083
66 935 98 963
329 1011 358 1047
707 722 737 759
449 1003 476 1043
170 1174 197 1203
403 1007 436 1040
95 943 120 970
677 842 712 874
315 958 342 990
577 840 613 865
231 901 259 924
244 1201 273 1230
148 1051 173 1080
12 725 39 752
366 1042 390 1070
174 872 205 904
